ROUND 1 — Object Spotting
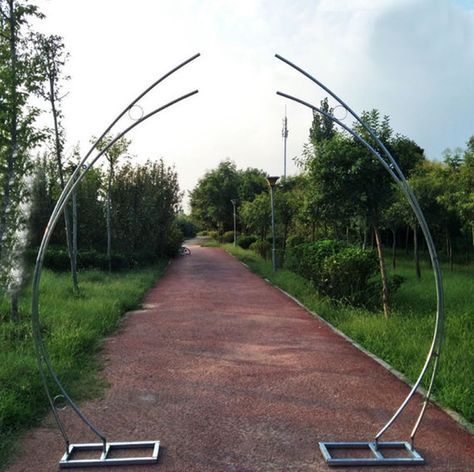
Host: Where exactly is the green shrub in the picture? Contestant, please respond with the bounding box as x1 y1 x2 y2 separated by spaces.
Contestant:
284 240 400 308
222 230 237 243
250 240 271 259
285 240 346 280
208 230 219 240
162 221 184 257
176 215 198 238
286 235 306 248
237 234 257 249
318 247 378 306
197 230 208 236
27 247 162 271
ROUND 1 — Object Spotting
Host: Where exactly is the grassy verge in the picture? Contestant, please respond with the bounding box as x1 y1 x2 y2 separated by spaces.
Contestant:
223 244 474 426
0 262 167 467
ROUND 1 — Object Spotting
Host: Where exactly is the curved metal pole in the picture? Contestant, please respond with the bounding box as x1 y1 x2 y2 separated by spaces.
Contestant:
42 53 200 262
32 59 199 449
32 89 198 449
276 92 442 443
276 55 444 446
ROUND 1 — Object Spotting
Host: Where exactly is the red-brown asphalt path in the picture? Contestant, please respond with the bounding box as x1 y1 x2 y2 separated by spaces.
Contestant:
6 246 474 471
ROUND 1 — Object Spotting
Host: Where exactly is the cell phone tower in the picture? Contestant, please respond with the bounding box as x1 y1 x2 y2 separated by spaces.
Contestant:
282 107 289 178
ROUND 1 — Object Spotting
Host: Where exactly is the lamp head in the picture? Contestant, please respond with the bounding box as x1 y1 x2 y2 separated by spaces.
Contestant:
266 176 280 188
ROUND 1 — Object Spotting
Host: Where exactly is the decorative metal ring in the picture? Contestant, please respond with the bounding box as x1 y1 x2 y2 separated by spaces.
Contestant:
53 394 68 411
332 104 347 121
128 104 144 121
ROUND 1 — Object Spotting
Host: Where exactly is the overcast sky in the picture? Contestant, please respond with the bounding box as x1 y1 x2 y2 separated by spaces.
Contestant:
36 0 474 209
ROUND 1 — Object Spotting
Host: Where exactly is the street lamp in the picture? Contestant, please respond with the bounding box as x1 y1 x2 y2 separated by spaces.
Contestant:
230 199 237 246
266 176 279 271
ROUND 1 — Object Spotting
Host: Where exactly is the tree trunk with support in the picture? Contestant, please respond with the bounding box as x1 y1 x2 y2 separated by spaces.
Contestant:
391 228 397 269
106 158 113 273
373 223 390 318
72 171 78 276
49 75 78 293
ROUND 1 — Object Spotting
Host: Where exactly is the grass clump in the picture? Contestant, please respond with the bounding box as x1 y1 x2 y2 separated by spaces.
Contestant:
224 244 474 425
0 263 167 467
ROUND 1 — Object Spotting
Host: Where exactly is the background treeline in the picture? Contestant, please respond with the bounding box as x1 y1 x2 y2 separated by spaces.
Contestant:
29 156 183 269
190 100 474 314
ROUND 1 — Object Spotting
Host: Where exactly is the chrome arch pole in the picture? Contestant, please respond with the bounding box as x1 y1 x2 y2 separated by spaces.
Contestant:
276 55 444 465
31 55 199 467
41 52 200 261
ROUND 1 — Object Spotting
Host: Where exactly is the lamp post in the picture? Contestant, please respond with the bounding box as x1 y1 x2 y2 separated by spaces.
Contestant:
266 176 279 271
230 199 237 246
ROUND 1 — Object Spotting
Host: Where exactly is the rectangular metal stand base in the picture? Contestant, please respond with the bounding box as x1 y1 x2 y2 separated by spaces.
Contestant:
59 440 160 468
319 441 424 467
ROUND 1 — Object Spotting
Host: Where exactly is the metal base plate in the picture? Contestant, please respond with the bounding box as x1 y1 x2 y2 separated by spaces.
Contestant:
59 441 160 468
319 441 425 467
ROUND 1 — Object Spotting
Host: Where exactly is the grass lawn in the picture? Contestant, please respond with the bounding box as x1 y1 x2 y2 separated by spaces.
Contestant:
0 263 167 467
224 244 474 427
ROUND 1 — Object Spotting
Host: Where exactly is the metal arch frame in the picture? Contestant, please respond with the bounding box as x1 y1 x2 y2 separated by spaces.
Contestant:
31 53 200 467
275 54 444 465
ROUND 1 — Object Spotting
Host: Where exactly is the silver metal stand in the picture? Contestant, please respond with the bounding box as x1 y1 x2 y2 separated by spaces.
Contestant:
276 54 444 467
59 441 160 468
31 54 200 467
319 442 424 467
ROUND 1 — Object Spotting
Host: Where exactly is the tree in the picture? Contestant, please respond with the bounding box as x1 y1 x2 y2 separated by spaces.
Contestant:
111 160 182 260
275 176 304 255
34 32 78 291
0 0 44 316
237 167 267 202
303 108 425 316
94 134 131 272
239 192 271 241
190 160 241 234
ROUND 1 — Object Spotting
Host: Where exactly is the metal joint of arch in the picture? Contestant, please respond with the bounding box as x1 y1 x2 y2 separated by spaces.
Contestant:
275 53 444 467
31 53 200 468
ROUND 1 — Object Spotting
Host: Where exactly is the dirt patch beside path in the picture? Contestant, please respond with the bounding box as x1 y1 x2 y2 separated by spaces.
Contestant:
6 246 473 471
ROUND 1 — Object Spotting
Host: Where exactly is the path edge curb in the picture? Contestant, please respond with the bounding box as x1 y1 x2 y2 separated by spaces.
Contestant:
232 254 474 436
266 277 474 436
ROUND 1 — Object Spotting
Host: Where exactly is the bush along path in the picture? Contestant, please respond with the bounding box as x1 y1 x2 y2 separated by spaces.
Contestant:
6 246 474 471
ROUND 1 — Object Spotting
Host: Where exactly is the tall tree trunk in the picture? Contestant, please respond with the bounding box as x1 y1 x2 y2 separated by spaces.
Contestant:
448 235 453 272
10 292 18 322
392 228 397 270
414 224 421 280
362 227 368 250
106 159 113 273
49 76 78 292
0 3 19 321
374 223 390 318
72 172 78 275
405 225 410 254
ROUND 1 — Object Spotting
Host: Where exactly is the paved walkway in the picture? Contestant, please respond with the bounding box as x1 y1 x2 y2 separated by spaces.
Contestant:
6 246 473 471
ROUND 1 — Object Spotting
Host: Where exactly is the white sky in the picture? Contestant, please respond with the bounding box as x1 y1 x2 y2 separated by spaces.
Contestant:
36 0 474 209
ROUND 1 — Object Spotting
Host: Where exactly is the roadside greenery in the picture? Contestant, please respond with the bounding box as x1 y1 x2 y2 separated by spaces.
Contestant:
224 243 473 426
0 264 167 466
191 108 474 316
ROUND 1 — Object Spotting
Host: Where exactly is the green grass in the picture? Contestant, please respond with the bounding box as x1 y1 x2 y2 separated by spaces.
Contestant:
0 263 167 467
224 244 474 426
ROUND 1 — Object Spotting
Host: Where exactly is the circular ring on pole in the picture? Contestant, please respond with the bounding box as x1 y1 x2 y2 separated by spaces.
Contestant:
128 104 144 121
332 104 347 121
53 394 68 411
